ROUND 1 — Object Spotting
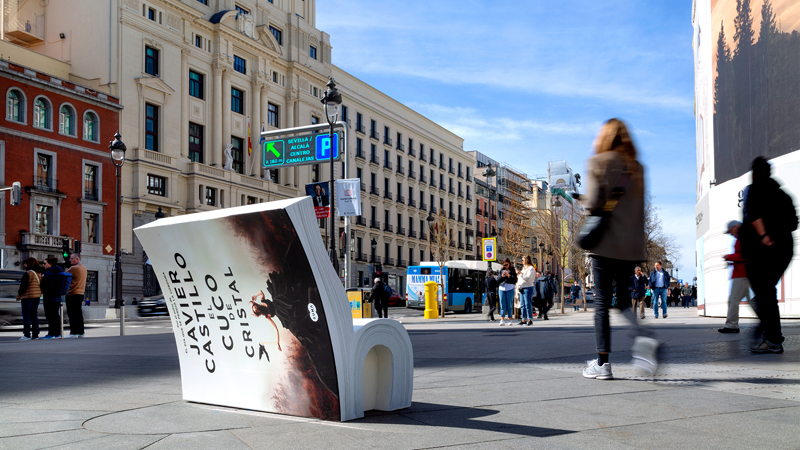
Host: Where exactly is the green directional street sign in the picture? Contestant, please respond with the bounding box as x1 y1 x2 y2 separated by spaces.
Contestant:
262 132 339 169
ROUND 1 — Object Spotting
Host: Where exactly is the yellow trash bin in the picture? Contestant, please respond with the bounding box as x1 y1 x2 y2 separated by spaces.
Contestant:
424 281 439 319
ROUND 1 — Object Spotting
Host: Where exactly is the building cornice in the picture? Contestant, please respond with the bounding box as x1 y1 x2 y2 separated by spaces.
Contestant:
0 128 112 160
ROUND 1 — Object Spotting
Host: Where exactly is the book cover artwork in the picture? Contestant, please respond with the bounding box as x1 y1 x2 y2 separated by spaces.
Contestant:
135 206 340 420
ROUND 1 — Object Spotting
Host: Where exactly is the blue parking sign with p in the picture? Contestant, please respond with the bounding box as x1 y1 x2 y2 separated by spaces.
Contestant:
315 133 339 160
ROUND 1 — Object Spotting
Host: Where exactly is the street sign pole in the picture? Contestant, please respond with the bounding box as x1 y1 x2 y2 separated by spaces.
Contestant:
260 122 350 288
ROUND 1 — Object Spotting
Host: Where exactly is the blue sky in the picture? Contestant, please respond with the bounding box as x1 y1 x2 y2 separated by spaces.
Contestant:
318 0 697 278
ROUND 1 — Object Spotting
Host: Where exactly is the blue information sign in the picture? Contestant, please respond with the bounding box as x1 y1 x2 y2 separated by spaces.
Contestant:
263 132 339 168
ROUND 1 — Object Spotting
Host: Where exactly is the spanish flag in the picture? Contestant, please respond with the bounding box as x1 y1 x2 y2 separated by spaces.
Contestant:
247 118 253 156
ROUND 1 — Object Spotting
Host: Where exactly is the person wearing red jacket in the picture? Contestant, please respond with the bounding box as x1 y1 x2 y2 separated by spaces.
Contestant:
719 220 753 333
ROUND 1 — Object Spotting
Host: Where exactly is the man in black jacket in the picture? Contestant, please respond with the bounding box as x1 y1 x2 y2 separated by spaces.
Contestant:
742 157 796 353
371 278 388 318
536 272 555 320
485 270 499 322
629 266 649 319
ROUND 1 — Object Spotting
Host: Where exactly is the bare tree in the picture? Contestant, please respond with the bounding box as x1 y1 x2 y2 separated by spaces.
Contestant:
643 194 682 274
428 210 453 318
497 166 533 266
531 191 585 313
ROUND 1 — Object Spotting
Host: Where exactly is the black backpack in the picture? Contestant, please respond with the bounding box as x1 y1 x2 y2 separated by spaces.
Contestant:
779 189 799 232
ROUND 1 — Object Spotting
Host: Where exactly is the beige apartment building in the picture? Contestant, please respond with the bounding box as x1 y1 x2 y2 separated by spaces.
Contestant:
1 0 473 297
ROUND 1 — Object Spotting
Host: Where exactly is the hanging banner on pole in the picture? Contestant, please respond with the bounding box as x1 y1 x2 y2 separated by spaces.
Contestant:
305 182 330 219
482 238 496 262
335 179 362 217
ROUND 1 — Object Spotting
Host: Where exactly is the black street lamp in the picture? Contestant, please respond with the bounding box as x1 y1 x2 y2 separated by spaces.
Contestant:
109 132 126 335
321 77 342 275
482 163 497 265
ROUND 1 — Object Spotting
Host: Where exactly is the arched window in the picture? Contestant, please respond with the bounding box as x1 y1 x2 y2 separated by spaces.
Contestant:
6 89 24 122
33 97 50 129
59 104 75 135
83 111 98 141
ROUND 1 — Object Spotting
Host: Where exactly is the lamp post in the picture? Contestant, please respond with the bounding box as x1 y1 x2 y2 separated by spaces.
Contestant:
321 77 343 276
109 132 126 336
482 163 496 269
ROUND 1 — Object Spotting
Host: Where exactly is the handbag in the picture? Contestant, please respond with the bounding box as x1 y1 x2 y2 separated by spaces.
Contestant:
578 166 632 250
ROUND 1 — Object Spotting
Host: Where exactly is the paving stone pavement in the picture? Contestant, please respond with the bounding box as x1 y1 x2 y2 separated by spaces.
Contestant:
0 307 798 449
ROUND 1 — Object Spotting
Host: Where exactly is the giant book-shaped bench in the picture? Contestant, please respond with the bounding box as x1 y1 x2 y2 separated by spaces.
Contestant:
134 197 413 421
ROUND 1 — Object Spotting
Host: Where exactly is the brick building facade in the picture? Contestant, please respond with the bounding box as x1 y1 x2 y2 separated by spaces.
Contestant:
0 59 122 304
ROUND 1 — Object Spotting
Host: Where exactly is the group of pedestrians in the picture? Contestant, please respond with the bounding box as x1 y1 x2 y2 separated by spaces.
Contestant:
17 253 87 340
485 257 556 326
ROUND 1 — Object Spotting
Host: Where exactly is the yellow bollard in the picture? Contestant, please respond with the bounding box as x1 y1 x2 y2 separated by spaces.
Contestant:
424 281 439 319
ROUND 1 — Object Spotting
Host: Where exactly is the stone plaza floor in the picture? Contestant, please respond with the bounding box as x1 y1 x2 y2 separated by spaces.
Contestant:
1 306 798 449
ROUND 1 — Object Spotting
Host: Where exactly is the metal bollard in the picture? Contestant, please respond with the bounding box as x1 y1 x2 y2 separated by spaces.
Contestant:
120 303 125 336
424 281 439 319
59 302 65 338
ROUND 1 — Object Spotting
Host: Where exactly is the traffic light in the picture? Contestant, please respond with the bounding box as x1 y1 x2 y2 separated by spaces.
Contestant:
61 239 70 260
10 182 21 206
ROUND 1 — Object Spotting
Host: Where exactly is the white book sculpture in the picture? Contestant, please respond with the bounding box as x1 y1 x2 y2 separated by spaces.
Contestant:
134 197 413 421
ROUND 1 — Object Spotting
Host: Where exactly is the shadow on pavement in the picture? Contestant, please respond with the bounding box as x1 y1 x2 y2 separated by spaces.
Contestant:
360 402 576 438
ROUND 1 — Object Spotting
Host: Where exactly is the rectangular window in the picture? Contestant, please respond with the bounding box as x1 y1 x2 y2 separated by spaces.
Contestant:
147 174 166 196
267 103 280 128
148 7 156 21
189 70 204 99
247 196 257 205
312 164 320 182
145 103 159 151
235 4 249 14
269 26 282 45
231 137 244 174
233 55 246 74
231 87 244 114
268 169 280 184
84 165 98 200
205 187 216 206
309 45 317 60
356 113 363 132
36 154 51 190
272 71 279 83
35 205 52 235
195 35 203 48
145 46 159 76
84 212 99 243
197 0 208 5
189 122 203 163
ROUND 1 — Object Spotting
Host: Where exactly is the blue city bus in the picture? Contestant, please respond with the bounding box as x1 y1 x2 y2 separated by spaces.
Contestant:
406 261 502 313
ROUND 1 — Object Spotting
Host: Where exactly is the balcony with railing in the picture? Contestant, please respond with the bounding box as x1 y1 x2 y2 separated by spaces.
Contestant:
408 230 417 238
397 259 406 268
449 187 455 195
397 227 406 236
420 153 427 162
34 176 58 193
449 212 456 220
370 220 381 229
491 214 497 220
457 170 464 178
419 174 427 184
397 195 405 204
458 215 464 223
439 162 446 170
458 242 465 250
356 253 368 262
396 165 404 175
476 208 483 216
356 122 365 134
466 193 472 201
457 190 463 198
384 190 393 200
408 199 416 208
466 244 473 252
355 149 365 160
430 206 437 214
449 167 455 175
383 160 393 170
439 182 446 192
409 147 416 157
466 217 473 226
408 169 415 179
356 217 367 226
360 182 366 192
396 142 404 152
384 257 395 266
384 223 393 232
420 232 427 241
483 210 489 217
370 153 380 165
383 136 392 147
476 230 484 238
370 130 379 140
419 202 427 211
370 186 380 196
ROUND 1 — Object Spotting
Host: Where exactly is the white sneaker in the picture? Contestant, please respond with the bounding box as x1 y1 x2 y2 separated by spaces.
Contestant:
499 319 506 326
583 359 613 380
631 336 660 375
19 336 31 341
